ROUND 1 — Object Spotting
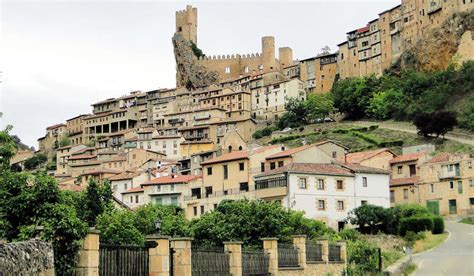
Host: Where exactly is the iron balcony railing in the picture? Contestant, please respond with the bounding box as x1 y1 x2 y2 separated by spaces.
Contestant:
255 176 287 190
183 186 255 201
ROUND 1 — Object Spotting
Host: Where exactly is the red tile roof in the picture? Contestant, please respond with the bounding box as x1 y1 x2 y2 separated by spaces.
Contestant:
79 168 121 176
390 177 419 187
345 148 396 163
68 154 96 160
339 163 390 174
141 175 202 186
109 170 144 181
425 153 450 164
200 151 249 165
266 141 336 160
46 123 66 130
256 163 354 177
356 26 370 33
121 186 144 194
389 152 426 164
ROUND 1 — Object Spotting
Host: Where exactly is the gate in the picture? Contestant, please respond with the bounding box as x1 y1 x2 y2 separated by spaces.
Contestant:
242 249 269 276
191 245 231 276
99 244 149 276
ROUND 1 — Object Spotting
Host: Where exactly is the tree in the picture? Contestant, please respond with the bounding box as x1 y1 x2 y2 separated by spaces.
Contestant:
413 111 457 137
0 125 17 168
346 204 389 234
81 178 113 226
24 153 48 170
459 97 474 131
305 93 335 122
331 76 379 119
96 209 145 245
59 137 71 147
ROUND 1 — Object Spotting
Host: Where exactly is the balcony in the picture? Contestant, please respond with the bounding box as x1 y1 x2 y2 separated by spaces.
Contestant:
254 176 288 199
183 133 206 139
194 114 211 120
168 118 185 124
183 186 255 201
438 170 461 180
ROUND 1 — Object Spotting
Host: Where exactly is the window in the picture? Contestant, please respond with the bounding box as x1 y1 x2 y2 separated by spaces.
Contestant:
317 179 325 190
170 184 175 191
409 164 416 176
390 190 395 203
362 177 367 187
207 167 213 175
244 66 249 73
124 183 128 190
458 181 463 194
135 195 139 203
225 67 231 74
336 180 344 190
449 181 454 189
318 200 325 210
468 162 472 169
278 161 284 167
362 41 369 47
261 162 265 172
171 196 178 205
130 196 133 203
239 162 245 171
430 184 435 193
200 205 205 214
205 187 213 197
214 203 218 209
470 180 473 187
270 162 276 170
298 178 307 189
223 165 228 179
193 206 197 216
173 140 177 148
240 182 249 192
403 189 408 200
155 185 161 193
337 201 345 211
361 200 368 205
397 166 403 174
332 151 337 158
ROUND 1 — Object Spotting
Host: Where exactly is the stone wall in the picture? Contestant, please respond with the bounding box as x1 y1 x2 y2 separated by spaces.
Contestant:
279 263 345 276
0 239 55 276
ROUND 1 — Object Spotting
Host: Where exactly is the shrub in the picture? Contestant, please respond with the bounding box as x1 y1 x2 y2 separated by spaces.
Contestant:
413 111 458 137
398 215 434 236
432 216 445 234
347 239 379 273
252 125 277 139
351 131 382 145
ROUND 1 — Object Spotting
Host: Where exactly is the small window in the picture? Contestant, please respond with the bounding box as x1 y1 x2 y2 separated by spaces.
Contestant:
240 182 249 192
225 67 231 74
239 162 245 171
170 184 175 191
361 200 368 205
298 178 307 189
362 177 367 187
261 162 265 172
318 200 325 210
470 180 473 187
337 180 344 190
337 201 345 211
390 190 395 203
332 151 337 158
200 205 205 214
278 161 284 167
430 184 435 193
403 189 408 200
223 165 228 179
135 195 139 203
270 162 276 170
193 206 197 216
449 181 454 189
397 166 402 174
458 181 463 194
207 167 213 175
470 198 474 205
317 179 325 190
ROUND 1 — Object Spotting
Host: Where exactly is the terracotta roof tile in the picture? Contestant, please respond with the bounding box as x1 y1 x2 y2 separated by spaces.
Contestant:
109 170 144 181
121 186 144 194
200 151 249 165
68 154 96 160
256 163 354 177
58 183 85 192
79 168 121 176
339 163 390 174
141 175 202 186
266 141 336 160
425 153 450 164
389 152 426 164
46 123 66 130
390 177 419 187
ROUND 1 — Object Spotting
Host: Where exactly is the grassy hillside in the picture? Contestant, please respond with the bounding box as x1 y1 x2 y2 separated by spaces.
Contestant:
252 122 474 156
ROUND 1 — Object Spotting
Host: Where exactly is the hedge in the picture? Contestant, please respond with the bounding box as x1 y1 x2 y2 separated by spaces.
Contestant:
432 216 445 234
399 215 434 236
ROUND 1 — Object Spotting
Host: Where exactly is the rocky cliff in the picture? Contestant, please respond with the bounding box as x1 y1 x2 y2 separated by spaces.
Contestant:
399 11 473 71
172 34 219 89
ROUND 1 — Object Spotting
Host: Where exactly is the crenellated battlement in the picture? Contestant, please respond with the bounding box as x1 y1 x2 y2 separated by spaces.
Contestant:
198 53 262 61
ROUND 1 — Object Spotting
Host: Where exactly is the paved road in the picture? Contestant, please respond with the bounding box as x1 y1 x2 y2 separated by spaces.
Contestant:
348 121 474 146
412 221 474 276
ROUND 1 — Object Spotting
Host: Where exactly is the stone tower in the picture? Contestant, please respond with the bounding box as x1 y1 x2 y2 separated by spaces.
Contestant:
279 47 293 68
176 5 198 44
262 36 276 72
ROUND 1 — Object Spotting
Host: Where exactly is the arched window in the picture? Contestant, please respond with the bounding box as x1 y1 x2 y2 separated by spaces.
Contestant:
238 146 243 150
228 146 233 152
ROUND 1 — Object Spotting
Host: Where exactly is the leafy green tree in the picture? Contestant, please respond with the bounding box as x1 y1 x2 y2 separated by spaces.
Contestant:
0 125 17 168
413 111 457 137
24 153 48 170
305 93 335 122
59 137 71 147
331 76 379 119
459 97 474 131
133 204 190 237
369 89 407 120
346 204 390 234
81 178 113 226
96 208 145 245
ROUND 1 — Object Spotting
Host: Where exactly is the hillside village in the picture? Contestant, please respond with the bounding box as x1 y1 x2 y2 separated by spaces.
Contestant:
11 1 474 229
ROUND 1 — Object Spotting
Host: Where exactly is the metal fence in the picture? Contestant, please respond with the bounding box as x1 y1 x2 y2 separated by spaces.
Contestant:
242 250 270 276
277 243 299 268
191 246 231 276
99 243 149 276
306 242 323 262
328 244 342 262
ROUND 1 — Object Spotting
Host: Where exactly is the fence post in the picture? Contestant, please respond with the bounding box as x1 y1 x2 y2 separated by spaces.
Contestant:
262 238 278 276
337 240 347 263
76 228 100 276
320 240 329 263
147 235 170 276
170 237 193 276
224 241 243 276
292 235 306 269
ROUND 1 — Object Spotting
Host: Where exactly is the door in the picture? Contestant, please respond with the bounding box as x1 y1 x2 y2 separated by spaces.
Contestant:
449 199 457 214
426 200 439 215
409 164 416 176
338 221 345 232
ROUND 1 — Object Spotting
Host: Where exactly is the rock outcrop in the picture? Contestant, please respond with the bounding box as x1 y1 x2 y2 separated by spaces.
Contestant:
172 34 219 89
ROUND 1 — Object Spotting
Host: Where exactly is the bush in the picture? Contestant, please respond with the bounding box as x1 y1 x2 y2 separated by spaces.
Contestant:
347 239 379 273
432 216 445 234
252 125 277 139
413 111 457 137
398 215 434 236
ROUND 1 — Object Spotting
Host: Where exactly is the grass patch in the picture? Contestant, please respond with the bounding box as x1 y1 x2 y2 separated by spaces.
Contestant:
412 232 448 253
459 218 474 225
382 250 405 269
402 263 417 276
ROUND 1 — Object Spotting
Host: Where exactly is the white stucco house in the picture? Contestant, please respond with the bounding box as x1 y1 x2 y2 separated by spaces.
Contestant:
254 162 390 230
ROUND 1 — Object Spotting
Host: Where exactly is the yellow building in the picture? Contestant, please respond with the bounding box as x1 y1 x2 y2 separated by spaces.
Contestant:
344 148 397 170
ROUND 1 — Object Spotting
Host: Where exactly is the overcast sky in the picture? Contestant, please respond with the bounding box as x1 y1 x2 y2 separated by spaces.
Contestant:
0 0 399 148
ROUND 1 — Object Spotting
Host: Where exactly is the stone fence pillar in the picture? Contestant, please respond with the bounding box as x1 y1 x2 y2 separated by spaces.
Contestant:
337 240 347 263
147 235 170 276
292 235 306 269
262 238 278 276
76 229 100 276
170 237 193 276
320 240 329 263
224 241 243 276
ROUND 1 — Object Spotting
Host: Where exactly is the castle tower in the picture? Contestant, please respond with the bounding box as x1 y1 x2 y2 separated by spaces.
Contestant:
262 36 276 72
176 5 198 44
279 47 293 68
